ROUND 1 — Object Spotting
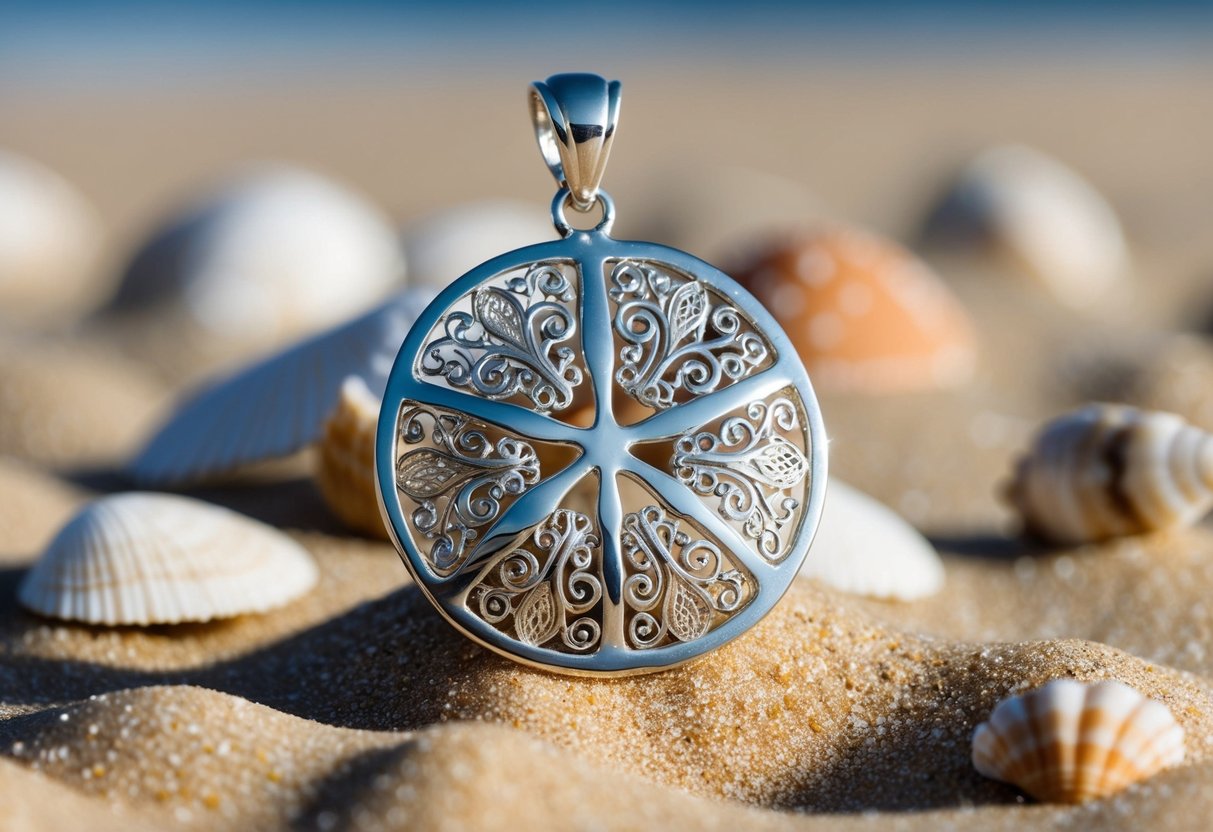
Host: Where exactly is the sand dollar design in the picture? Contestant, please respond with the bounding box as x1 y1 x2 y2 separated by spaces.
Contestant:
377 234 827 675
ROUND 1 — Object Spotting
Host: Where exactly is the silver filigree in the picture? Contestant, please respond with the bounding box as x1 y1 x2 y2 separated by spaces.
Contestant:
620 504 750 650
396 404 541 576
419 263 583 411
672 396 808 563
468 508 604 652
609 260 770 409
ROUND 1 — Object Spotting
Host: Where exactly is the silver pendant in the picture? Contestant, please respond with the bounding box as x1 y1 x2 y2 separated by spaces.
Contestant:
376 73 827 676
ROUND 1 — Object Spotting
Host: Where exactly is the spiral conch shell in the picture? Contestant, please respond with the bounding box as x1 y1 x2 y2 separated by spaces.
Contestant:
315 376 387 539
1007 403 1213 544
972 679 1184 803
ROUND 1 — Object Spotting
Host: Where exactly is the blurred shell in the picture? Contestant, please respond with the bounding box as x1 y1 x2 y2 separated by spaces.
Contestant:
0 149 101 321
1008 403 1213 544
315 376 386 539
921 145 1128 309
972 679 1184 803
798 479 944 601
106 165 404 344
731 225 977 394
403 199 556 292
18 492 318 625
131 289 432 486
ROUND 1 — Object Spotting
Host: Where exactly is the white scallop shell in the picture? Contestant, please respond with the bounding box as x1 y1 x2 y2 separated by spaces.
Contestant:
403 199 556 292
107 165 404 342
131 289 432 486
972 679 1184 803
18 492 318 625
315 375 386 539
1008 403 1213 544
0 149 100 320
922 144 1128 309
798 479 944 601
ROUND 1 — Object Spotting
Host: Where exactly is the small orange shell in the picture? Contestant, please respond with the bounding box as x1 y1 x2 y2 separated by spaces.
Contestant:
972 679 1184 803
730 226 977 394
315 377 387 539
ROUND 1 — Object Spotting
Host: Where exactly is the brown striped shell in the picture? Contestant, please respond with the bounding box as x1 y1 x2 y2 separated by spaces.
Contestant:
972 679 1184 803
1007 403 1213 544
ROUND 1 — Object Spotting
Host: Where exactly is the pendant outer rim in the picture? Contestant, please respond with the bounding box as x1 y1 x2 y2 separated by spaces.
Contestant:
375 231 829 677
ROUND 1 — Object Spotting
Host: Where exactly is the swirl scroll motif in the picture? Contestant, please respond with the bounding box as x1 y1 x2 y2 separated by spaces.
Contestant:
609 260 770 409
396 404 541 576
420 263 584 411
620 504 752 650
672 396 808 563
469 509 604 652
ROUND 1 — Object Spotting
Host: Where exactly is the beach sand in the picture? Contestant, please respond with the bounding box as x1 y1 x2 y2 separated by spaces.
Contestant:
3 60 1213 829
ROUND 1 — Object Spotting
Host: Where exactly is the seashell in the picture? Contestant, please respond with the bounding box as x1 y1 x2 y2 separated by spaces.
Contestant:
105 164 404 344
921 144 1128 309
1007 403 1213 544
972 679 1184 803
403 199 557 292
730 225 977 394
798 479 944 601
131 289 433 486
315 376 387 539
0 148 101 322
18 492 318 625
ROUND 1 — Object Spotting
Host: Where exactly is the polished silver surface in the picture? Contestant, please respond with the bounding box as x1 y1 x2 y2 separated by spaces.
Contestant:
376 74 828 676
530 73 621 212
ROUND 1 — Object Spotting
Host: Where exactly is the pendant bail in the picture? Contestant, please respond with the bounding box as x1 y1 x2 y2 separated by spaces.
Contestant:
529 73 621 213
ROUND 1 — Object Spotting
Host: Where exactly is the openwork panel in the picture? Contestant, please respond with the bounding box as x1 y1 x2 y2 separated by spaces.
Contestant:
606 258 775 414
669 390 812 564
417 261 588 414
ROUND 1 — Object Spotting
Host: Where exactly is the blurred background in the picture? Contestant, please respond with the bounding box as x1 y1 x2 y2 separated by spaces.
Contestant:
2 0 1210 265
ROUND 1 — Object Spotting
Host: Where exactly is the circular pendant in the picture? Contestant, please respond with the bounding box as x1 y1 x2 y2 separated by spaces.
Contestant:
376 74 827 675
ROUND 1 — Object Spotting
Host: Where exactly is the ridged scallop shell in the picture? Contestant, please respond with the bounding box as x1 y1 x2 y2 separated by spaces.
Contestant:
105 165 404 343
921 144 1128 309
730 225 977 394
315 376 386 539
972 679 1184 803
1007 403 1213 544
798 479 944 601
0 148 101 322
403 199 556 291
131 289 432 486
18 492 318 625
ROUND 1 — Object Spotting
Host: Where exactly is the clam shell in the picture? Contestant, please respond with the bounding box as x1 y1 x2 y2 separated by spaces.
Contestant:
106 165 404 344
921 144 1128 309
403 199 556 292
798 479 944 601
315 376 386 539
1007 403 1213 544
18 492 318 625
0 149 101 322
972 679 1184 803
731 225 977 394
131 289 432 486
